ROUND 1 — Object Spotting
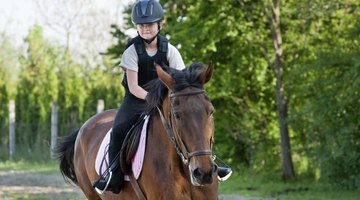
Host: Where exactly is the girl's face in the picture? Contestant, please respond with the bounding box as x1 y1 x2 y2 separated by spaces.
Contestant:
137 22 159 40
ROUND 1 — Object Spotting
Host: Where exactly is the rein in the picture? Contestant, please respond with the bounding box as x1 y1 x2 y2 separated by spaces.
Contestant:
156 88 212 166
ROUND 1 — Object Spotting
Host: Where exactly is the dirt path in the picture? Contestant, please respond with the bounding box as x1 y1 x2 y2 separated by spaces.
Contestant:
0 170 84 199
0 170 270 200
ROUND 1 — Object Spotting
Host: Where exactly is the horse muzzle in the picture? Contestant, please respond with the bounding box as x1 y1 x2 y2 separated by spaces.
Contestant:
189 161 217 186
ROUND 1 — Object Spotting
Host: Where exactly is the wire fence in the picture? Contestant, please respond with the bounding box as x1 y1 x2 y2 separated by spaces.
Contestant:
0 100 105 161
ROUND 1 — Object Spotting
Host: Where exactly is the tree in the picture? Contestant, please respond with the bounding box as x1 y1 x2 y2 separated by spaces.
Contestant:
35 0 125 67
0 32 17 153
16 26 60 146
266 0 295 180
105 0 360 187
287 0 360 188
158 0 288 171
36 0 89 55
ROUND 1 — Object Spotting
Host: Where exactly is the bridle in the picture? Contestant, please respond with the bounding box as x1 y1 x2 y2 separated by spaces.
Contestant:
157 88 213 166
132 89 214 200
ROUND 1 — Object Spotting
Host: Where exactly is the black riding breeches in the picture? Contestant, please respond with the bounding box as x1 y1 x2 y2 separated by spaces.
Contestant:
108 94 146 163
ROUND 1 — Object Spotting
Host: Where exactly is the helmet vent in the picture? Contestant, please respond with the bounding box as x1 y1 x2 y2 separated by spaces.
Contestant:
140 1 148 16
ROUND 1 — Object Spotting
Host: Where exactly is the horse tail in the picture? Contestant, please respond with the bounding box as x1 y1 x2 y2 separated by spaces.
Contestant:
54 129 79 185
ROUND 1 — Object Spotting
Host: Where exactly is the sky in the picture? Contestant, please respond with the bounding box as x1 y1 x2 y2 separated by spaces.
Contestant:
0 0 135 54
0 0 37 44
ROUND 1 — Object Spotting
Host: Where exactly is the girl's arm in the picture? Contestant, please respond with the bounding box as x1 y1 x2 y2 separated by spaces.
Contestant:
126 69 148 100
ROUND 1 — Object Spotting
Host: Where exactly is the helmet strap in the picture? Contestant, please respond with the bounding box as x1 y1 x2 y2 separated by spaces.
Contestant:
138 30 160 45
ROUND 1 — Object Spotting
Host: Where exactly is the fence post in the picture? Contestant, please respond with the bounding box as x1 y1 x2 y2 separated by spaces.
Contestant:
97 99 104 113
9 100 15 159
50 102 58 158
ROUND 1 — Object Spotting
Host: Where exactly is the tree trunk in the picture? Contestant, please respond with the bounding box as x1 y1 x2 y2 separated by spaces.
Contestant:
268 0 295 180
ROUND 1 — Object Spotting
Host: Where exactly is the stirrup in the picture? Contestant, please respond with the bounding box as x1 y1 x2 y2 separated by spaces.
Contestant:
212 155 232 182
94 171 113 194
217 167 232 182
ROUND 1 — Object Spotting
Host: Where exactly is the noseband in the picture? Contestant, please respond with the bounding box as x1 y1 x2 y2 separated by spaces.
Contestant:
157 88 212 166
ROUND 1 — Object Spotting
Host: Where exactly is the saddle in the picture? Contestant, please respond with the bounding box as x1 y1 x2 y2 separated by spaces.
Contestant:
95 114 150 180
119 114 148 174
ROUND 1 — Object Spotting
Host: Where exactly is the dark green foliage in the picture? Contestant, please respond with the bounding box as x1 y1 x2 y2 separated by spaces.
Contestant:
156 0 360 188
287 0 360 188
158 0 279 170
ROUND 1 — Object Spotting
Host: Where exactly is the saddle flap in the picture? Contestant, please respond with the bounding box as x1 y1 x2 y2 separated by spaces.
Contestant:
95 115 150 181
120 115 149 174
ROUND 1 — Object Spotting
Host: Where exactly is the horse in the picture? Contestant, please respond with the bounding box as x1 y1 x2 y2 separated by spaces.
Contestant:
55 62 218 200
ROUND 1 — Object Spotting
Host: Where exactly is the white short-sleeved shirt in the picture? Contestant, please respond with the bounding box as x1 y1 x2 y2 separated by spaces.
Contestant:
120 43 186 72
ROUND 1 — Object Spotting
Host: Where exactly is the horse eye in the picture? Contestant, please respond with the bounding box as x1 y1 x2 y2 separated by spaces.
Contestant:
174 112 181 119
209 109 214 116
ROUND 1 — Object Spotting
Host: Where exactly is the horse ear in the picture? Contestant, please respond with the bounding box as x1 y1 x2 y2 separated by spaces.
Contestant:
200 61 214 85
155 64 175 89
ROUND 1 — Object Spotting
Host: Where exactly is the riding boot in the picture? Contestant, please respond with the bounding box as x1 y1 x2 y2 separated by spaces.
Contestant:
93 128 125 194
92 166 123 194
106 136 125 193
93 95 144 194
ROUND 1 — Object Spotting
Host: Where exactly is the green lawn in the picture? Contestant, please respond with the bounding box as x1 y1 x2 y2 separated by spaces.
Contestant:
0 160 58 173
219 170 360 200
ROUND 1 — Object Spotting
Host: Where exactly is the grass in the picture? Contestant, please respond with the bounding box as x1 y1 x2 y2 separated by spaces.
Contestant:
219 169 360 200
0 160 59 173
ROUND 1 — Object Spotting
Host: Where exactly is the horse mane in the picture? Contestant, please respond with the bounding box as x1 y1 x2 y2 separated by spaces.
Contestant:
144 62 207 109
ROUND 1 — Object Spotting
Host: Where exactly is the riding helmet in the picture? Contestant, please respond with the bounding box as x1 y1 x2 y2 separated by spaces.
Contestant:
131 0 164 24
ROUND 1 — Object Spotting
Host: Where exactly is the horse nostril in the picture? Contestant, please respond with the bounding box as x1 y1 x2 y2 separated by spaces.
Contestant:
193 168 204 179
193 167 214 184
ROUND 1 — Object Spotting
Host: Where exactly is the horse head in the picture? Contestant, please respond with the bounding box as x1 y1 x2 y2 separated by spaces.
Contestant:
155 62 217 186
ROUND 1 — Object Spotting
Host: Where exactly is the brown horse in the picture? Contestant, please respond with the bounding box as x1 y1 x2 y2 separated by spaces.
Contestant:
56 62 218 200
